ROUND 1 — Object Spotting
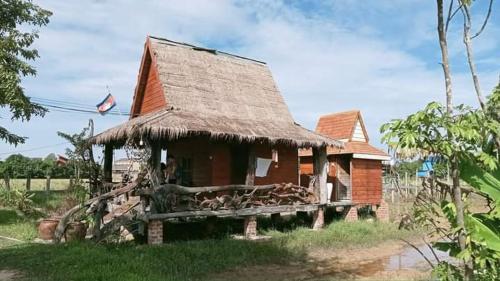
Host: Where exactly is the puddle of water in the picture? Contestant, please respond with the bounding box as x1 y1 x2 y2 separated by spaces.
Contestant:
310 244 452 279
386 244 451 271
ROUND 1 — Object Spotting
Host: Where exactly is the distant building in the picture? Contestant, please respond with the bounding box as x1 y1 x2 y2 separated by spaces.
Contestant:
300 110 390 205
112 158 140 182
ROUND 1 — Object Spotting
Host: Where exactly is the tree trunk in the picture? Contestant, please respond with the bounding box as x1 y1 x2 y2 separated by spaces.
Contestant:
437 0 453 114
437 1 471 278
461 4 487 111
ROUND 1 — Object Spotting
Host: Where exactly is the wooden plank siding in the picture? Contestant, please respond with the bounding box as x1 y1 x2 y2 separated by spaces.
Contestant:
351 158 382 205
138 59 166 115
254 145 299 186
168 139 298 187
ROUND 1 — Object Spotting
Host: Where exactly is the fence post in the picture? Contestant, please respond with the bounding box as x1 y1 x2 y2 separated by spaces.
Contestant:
415 169 418 187
405 172 408 187
4 174 10 191
26 175 31 191
45 175 51 193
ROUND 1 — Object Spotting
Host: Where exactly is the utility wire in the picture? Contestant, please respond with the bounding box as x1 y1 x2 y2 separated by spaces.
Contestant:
0 142 69 156
35 102 129 116
29 96 130 116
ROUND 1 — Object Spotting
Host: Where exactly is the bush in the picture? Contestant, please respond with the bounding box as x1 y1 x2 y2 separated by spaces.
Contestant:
0 189 36 214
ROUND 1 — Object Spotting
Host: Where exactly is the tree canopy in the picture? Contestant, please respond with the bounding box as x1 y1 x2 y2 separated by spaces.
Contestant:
0 0 52 145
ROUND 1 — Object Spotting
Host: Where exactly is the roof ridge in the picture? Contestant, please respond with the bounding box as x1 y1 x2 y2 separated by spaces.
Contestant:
148 35 267 65
319 110 360 119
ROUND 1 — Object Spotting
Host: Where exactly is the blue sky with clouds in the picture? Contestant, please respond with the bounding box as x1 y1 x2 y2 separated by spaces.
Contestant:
1 0 499 160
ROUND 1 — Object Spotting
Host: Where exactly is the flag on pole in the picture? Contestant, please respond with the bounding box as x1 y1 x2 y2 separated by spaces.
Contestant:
96 94 116 115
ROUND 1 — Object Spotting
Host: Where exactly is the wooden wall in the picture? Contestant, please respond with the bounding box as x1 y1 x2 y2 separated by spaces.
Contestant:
254 144 298 186
299 155 383 204
138 60 166 115
168 138 298 186
351 158 382 205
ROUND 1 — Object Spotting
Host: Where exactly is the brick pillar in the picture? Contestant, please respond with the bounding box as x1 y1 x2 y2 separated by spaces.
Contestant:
376 200 390 222
244 216 257 239
312 207 325 230
147 220 163 245
344 205 358 222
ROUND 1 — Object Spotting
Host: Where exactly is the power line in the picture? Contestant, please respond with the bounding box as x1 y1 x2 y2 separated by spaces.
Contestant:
29 96 130 116
36 102 129 116
0 142 70 156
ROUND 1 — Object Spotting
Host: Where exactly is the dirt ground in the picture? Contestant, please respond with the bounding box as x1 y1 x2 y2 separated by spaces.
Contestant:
209 240 431 281
0 270 21 281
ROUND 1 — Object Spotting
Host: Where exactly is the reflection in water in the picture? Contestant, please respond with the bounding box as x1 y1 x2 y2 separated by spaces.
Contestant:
309 244 452 280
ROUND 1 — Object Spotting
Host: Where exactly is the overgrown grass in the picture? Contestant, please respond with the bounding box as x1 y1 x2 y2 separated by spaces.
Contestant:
0 190 68 244
0 218 420 281
0 209 37 242
0 239 300 281
266 221 417 251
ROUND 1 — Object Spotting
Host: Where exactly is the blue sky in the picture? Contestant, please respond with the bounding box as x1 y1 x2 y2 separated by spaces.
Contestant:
1 0 499 160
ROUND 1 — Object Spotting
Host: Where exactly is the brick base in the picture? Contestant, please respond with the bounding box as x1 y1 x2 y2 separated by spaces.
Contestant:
376 200 390 222
312 208 325 230
344 206 358 222
244 216 257 238
148 220 163 245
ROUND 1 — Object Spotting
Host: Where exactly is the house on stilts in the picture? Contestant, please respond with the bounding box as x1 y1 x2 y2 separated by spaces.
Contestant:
91 36 345 244
299 110 391 221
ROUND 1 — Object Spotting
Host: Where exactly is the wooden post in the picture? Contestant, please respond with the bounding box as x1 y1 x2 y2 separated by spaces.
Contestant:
245 145 256 186
148 140 162 188
26 175 31 191
312 146 328 204
103 144 113 183
3 174 10 191
46 175 51 192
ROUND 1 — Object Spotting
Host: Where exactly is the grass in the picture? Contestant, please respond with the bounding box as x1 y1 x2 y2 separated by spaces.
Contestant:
0 190 70 244
0 216 419 281
0 189 420 281
2 178 71 191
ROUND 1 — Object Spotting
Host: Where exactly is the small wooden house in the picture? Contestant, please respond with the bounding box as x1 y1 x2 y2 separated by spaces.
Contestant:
91 36 343 243
299 111 390 218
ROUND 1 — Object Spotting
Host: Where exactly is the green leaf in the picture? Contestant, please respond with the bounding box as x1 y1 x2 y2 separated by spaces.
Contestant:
459 158 500 206
466 213 500 252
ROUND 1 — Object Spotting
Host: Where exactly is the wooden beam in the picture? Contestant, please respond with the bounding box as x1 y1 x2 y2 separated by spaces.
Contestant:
245 145 256 186
148 140 163 187
103 144 113 183
135 184 276 196
313 146 328 204
143 204 320 221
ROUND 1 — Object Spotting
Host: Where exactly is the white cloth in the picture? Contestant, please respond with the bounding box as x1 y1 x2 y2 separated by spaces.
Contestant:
255 158 272 177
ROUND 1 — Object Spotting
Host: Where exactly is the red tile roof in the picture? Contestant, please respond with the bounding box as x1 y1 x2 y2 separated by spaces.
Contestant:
299 110 389 158
315 110 362 140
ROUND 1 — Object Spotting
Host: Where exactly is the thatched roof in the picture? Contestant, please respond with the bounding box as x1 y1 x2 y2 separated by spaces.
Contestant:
92 36 341 148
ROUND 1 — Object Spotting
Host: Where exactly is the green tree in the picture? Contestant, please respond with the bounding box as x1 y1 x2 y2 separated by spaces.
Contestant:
0 0 52 145
381 90 499 280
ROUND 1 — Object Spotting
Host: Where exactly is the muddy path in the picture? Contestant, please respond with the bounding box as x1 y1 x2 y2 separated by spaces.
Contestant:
210 240 444 281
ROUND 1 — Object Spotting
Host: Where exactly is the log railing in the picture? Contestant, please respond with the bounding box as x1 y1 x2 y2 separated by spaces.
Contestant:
134 183 318 215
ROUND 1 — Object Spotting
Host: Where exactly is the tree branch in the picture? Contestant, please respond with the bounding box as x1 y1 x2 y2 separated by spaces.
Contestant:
471 0 494 39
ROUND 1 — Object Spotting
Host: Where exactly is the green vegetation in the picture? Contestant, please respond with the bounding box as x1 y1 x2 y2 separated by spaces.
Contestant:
0 209 37 242
0 220 416 281
382 86 500 280
0 154 75 180
0 0 52 145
